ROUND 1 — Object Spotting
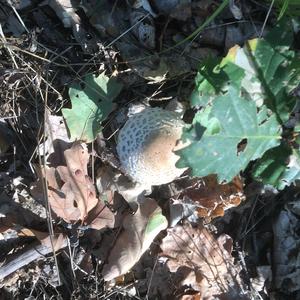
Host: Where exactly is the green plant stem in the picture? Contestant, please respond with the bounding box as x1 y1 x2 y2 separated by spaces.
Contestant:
161 0 230 54
125 0 230 64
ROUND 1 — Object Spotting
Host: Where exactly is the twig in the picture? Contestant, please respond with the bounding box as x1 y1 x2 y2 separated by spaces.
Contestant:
37 84 62 286
260 0 274 38
0 241 67 280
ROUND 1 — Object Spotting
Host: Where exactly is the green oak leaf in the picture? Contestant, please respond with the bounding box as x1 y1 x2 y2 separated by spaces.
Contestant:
62 73 123 142
191 21 300 123
177 86 282 183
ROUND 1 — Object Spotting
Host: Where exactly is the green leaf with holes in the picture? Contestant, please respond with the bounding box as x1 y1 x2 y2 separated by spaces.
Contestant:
177 86 282 183
191 20 300 123
62 73 123 142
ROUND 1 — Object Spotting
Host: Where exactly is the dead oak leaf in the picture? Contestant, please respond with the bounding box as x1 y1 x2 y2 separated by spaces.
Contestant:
57 143 98 220
57 142 97 220
160 222 245 299
160 222 233 276
85 191 115 230
45 166 81 222
18 228 67 252
102 198 168 281
32 143 99 223
183 175 244 220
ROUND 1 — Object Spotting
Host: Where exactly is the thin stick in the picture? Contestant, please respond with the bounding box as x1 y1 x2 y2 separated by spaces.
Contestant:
37 85 62 285
260 0 275 38
0 241 67 280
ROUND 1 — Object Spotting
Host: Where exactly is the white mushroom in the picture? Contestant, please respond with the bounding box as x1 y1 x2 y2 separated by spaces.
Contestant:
116 107 186 186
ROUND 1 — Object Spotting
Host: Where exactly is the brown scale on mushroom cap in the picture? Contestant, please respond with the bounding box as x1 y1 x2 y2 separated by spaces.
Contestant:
116 107 186 186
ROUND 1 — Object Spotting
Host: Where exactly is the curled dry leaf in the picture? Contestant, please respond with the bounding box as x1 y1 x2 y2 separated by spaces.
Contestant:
182 175 244 220
102 198 168 281
160 222 246 299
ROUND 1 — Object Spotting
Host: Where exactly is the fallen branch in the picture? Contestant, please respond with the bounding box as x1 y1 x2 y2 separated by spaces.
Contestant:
0 240 67 280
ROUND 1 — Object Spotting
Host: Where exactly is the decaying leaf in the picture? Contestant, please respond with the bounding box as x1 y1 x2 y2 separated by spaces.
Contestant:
183 175 245 220
32 143 114 227
42 166 81 222
19 228 67 252
0 218 67 253
169 176 245 226
102 198 168 281
85 191 115 230
160 222 246 299
56 143 97 220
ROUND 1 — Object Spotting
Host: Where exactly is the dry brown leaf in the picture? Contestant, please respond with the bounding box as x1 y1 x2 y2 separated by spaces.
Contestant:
31 142 112 227
85 191 115 230
0 216 17 233
18 227 66 252
160 222 246 299
56 143 98 220
161 222 233 275
182 175 244 220
102 198 168 281
180 294 201 300
45 165 81 222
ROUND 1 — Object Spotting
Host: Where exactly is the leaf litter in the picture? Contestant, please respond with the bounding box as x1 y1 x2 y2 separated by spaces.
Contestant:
160 221 246 299
32 142 115 227
1 0 300 299
101 197 168 281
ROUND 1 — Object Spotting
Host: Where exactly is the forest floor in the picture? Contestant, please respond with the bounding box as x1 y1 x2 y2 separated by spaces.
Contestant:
0 0 299 299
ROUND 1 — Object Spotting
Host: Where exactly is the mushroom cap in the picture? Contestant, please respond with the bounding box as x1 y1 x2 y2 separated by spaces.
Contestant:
116 107 186 186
